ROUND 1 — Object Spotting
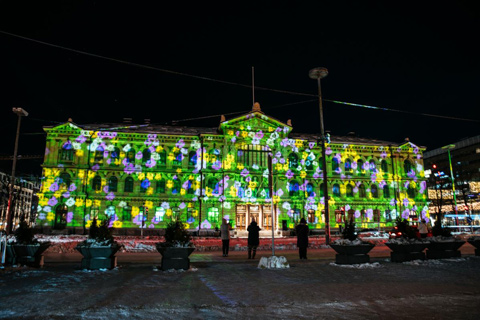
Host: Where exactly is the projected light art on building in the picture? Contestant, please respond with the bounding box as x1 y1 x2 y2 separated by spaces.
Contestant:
36 103 429 232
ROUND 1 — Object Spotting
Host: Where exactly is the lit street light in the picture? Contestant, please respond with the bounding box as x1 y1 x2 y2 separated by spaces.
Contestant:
309 67 331 245
5 107 29 235
441 144 457 223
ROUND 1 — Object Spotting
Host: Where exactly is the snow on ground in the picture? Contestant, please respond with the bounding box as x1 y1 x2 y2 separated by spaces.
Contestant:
329 262 382 268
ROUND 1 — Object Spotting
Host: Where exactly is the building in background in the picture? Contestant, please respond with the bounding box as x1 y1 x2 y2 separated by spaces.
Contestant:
424 135 480 230
0 171 40 231
36 103 428 235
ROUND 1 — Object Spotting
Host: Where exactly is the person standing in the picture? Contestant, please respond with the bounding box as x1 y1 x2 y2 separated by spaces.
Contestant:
295 218 309 259
247 220 261 259
220 218 231 257
418 219 429 238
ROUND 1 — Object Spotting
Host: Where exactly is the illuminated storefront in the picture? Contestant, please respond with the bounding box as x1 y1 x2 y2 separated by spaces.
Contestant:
36 103 429 233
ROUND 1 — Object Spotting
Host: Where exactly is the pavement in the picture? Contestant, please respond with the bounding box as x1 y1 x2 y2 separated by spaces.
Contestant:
1 244 479 320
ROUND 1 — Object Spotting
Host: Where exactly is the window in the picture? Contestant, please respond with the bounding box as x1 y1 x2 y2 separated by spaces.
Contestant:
305 154 314 171
126 148 136 164
357 159 364 175
94 146 104 162
238 145 269 169
208 149 220 169
359 184 366 198
292 207 301 224
124 177 134 192
157 149 166 166
187 179 195 195
59 172 71 188
142 148 151 163
345 159 352 173
60 142 74 162
108 176 118 192
346 184 353 197
332 157 340 172
289 180 300 197
373 209 381 223
155 207 165 222
383 185 390 198
189 151 198 167
172 179 181 194
306 183 315 197
369 160 376 173
319 183 324 198
288 153 299 170
122 206 132 221
207 178 219 195
156 180 166 194
110 147 120 165
318 157 323 171
105 205 115 217
140 179 150 193
404 160 413 174
371 184 378 198
173 151 183 167
407 185 417 198
332 184 340 197
92 176 102 191
207 207 219 223
381 159 388 173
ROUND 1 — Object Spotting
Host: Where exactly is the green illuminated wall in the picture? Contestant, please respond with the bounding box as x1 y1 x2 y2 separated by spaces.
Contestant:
36 107 429 231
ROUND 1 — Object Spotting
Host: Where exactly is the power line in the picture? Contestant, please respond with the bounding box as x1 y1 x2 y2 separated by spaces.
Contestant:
1 29 478 124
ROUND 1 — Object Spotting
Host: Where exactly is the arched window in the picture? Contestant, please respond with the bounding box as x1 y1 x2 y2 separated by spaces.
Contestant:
122 206 132 221
108 176 118 192
59 172 71 188
381 159 388 173
208 149 220 169
359 184 366 198
306 183 315 197
207 178 219 195
369 160 376 173
346 184 353 197
371 184 378 198
332 184 340 197
142 148 151 163
140 179 150 193
332 157 340 172
345 159 352 173
357 159 364 175
319 183 324 197
172 179 181 194
156 180 166 194
187 179 194 195
189 151 198 167
124 177 134 193
110 147 120 165
173 151 183 167
383 185 390 198
94 146 104 162
288 153 299 170
92 175 102 191
404 160 413 174
318 157 323 171
126 148 136 164
289 180 300 197
407 185 417 198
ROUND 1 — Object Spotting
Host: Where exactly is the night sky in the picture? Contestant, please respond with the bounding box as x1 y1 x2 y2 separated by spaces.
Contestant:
1 1 479 176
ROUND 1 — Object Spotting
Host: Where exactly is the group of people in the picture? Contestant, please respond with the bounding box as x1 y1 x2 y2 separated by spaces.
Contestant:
220 217 310 260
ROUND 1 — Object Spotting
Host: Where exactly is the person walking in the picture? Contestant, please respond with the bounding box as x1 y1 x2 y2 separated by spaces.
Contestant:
418 219 429 238
220 218 231 257
295 218 309 259
247 220 261 259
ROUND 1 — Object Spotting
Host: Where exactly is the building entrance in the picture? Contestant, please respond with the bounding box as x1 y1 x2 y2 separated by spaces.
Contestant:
235 204 275 230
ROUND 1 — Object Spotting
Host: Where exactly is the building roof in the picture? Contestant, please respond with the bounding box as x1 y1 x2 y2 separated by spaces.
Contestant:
424 134 480 158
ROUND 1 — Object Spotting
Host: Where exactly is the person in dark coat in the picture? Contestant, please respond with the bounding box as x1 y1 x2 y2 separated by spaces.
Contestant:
247 220 261 259
295 218 309 259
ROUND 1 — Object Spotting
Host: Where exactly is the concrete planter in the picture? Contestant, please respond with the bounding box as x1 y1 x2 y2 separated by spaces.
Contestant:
156 244 195 270
330 243 375 264
385 242 429 262
426 240 465 259
467 239 480 256
9 242 51 267
75 244 121 270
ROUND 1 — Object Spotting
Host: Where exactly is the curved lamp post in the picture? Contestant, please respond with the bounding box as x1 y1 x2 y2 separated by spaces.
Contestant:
309 67 330 245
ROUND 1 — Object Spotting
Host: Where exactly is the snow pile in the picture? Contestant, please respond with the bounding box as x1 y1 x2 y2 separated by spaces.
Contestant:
153 267 198 272
122 241 156 252
403 258 468 266
77 238 117 247
386 238 428 244
258 256 290 269
332 239 365 246
329 262 381 268
428 236 457 243
468 236 480 241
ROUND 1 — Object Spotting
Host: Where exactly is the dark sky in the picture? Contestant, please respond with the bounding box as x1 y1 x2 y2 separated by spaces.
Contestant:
1 1 479 176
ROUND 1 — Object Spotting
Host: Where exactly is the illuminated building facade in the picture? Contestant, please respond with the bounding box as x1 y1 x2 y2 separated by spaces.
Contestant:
36 103 429 234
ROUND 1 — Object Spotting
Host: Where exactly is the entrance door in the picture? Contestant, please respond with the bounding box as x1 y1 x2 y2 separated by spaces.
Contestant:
54 204 68 229
248 205 260 226
236 205 246 230
263 205 272 230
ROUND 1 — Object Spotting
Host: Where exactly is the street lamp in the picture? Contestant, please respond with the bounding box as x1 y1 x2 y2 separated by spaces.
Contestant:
309 67 331 245
5 108 29 235
441 144 457 222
